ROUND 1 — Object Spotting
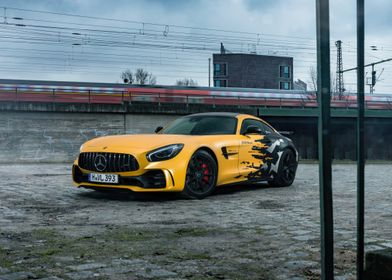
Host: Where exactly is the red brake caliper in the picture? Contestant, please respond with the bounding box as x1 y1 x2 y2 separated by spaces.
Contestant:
201 163 209 182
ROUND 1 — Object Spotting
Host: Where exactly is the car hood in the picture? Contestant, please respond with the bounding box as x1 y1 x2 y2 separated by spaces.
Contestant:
82 134 194 153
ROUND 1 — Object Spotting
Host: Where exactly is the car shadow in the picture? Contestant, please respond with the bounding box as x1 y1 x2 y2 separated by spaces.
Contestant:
213 182 271 196
76 182 273 202
77 189 179 202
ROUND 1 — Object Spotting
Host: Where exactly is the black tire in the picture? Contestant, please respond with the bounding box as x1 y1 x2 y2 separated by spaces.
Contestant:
268 148 297 187
182 150 217 199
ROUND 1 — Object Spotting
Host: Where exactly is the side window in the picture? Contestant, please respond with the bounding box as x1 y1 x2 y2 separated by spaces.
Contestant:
240 119 274 135
260 122 275 134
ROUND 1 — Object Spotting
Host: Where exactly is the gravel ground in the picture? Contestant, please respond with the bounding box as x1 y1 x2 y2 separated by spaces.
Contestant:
0 163 391 280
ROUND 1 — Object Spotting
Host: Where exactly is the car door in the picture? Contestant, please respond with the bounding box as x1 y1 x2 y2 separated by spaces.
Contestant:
238 118 276 181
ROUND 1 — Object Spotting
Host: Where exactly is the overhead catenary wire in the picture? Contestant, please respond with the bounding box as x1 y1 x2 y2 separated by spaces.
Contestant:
0 6 390 92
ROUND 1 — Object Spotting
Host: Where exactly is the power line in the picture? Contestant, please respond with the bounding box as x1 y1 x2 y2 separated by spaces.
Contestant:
0 5 390 92
0 6 316 41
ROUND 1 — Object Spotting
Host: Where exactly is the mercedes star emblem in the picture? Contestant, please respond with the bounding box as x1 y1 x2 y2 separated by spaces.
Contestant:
94 154 107 172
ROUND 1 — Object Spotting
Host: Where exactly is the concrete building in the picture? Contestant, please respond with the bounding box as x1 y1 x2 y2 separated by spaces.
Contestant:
213 53 293 89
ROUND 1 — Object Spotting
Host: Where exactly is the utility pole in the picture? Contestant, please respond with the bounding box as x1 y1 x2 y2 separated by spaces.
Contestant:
3 7 7 24
208 58 211 87
335 40 345 99
356 0 365 278
316 0 334 279
370 64 375 94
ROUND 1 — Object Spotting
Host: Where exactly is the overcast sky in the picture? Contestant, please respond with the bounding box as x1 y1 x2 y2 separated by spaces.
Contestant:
0 0 391 93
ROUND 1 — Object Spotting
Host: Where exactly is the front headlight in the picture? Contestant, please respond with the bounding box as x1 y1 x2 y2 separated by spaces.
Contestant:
146 144 184 162
79 144 84 152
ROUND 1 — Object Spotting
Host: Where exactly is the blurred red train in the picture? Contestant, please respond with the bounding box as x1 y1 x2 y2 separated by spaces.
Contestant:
0 79 391 110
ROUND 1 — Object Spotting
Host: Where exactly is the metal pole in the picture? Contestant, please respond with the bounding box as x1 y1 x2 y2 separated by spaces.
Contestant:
370 64 374 94
356 0 365 278
316 0 334 279
341 57 392 73
3 7 7 24
208 58 211 87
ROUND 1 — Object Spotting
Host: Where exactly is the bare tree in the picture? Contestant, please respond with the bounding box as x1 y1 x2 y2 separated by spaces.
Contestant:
148 73 157 85
308 66 317 91
121 68 156 85
307 66 339 98
330 72 337 98
176 78 198 86
135 68 149 85
121 69 134 84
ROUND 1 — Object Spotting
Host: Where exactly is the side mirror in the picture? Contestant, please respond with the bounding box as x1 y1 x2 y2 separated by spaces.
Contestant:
155 126 163 133
243 125 262 135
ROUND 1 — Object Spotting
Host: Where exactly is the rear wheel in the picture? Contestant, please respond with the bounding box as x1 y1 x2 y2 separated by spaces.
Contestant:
269 148 297 187
182 150 217 199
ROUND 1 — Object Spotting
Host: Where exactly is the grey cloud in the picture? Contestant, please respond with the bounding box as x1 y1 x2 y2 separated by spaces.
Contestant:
0 0 391 92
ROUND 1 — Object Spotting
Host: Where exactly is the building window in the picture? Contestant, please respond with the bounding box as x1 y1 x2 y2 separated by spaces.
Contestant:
214 79 227 87
280 81 291 90
280 65 290 78
214 63 227 77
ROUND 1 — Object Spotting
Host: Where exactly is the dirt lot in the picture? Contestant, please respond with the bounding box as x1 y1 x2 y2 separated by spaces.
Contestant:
0 163 391 280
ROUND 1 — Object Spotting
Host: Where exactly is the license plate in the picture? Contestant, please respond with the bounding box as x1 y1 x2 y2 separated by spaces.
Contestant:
88 173 119 184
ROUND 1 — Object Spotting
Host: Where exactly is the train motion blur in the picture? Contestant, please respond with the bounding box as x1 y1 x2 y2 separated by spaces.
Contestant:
0 79 391 109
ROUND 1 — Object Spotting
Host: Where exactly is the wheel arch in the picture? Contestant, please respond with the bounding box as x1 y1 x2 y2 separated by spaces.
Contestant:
284 144 299 161
196 147 218 165
284 146 297 156
182 146 219 199
194 146 219 174
268 144 298 187
273 136 298 161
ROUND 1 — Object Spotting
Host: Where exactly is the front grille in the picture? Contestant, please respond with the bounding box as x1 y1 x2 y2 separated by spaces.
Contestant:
78 152 139 172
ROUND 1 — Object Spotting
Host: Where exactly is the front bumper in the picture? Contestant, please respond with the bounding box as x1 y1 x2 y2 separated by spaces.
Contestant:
72 164 178 192
72 145 192 193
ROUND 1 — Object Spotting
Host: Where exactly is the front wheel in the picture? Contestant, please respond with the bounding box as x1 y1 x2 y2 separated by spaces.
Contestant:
182 150 217 199
269 148 297 187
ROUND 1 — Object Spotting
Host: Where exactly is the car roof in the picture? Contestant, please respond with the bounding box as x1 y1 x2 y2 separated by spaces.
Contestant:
186 112 261 121
186 112 242 118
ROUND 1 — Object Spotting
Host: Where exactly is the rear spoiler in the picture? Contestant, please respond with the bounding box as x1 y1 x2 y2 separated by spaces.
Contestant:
278 131 294 136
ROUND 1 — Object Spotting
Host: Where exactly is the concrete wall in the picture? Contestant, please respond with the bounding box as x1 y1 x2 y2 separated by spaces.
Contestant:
1 109 391 163
0 112 179 163
265 116 392 161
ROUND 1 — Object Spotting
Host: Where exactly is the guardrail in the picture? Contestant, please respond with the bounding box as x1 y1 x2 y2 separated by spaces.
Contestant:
0 86 391 110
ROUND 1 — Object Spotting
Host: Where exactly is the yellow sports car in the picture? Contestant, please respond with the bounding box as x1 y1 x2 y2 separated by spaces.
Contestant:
72 113 298 198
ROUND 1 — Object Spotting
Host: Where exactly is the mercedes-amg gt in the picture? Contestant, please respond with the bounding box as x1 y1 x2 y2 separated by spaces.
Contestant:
72 113 298 198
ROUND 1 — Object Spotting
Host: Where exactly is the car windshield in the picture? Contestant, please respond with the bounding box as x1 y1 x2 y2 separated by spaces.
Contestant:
160 116 237 135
